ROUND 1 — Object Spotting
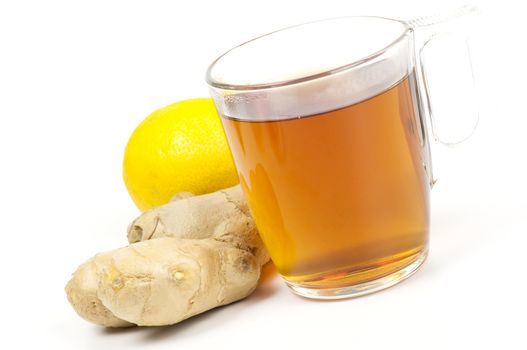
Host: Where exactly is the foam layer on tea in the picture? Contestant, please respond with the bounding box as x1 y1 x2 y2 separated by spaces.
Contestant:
207 17 412 120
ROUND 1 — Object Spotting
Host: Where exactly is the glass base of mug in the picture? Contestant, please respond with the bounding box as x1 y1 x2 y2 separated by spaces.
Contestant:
284 249 428 300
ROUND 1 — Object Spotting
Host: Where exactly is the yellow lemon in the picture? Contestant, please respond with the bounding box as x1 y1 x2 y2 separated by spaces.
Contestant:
123 98 238 211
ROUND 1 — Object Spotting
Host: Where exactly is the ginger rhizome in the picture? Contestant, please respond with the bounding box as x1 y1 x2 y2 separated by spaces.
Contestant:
65 186 269 327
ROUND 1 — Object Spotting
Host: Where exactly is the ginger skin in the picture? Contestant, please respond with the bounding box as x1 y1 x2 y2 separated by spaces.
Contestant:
127 186 268 266
65 185 269 327
65 254 133 327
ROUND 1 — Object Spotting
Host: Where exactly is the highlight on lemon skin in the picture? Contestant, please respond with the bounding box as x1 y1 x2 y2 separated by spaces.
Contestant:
123 98 239 212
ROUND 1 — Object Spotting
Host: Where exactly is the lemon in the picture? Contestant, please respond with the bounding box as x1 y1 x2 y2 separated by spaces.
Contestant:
123 98 239 211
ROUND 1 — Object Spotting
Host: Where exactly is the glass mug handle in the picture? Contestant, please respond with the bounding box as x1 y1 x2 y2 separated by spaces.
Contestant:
410 5 480 146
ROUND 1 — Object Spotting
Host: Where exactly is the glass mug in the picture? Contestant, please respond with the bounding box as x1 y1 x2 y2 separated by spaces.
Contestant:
206 7 478 299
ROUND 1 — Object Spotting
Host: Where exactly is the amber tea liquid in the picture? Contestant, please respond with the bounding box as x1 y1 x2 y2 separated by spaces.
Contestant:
221 75 429 290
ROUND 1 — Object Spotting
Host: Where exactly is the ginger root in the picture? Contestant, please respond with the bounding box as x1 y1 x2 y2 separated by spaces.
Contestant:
127 185 268 266
65 186 269 327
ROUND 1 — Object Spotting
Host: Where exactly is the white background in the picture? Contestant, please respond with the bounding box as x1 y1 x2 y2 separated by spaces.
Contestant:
1 0 525 349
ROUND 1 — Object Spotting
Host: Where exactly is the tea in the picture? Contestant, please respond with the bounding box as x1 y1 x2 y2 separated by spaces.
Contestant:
221 74 429 290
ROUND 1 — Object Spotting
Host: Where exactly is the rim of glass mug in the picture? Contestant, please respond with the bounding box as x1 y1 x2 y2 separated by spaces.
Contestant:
206 16 411 90
205 16 415 121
